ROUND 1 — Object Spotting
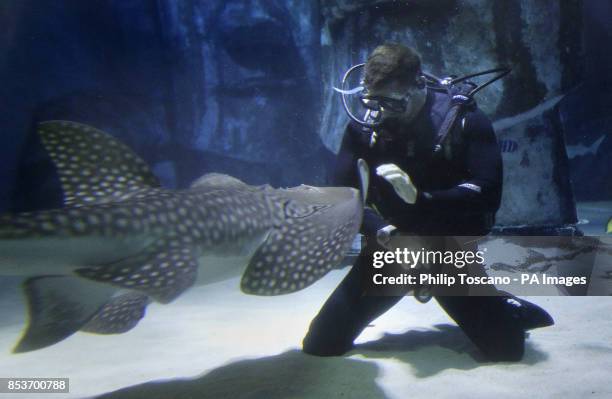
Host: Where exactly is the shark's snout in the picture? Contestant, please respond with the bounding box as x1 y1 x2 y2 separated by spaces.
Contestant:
284 185 360 205
323 186 361 203
287 186 362 227
326 187 362 227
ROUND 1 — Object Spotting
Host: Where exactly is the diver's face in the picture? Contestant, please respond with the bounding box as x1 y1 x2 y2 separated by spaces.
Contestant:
362 79 427 127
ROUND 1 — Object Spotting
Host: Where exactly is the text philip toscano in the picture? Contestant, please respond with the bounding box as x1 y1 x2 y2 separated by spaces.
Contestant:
371 247 588 288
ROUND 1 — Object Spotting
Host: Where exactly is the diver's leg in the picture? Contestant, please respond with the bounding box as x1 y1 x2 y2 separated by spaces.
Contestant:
302 250 406 356
436 295 526 361
435 260 553 361
435 239 552 361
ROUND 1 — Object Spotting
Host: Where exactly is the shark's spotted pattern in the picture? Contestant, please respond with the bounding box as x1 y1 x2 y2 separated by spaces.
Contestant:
1 120 363 352
81 293 150 334
38 121 160 207
76 240 198 303
241 220 356 295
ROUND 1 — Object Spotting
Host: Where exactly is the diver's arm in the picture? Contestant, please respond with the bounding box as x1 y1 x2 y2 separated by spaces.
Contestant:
419 110 502 212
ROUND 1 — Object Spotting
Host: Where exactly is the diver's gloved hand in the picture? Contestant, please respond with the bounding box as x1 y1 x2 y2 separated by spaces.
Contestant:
376 224 398 248
376 163 418 204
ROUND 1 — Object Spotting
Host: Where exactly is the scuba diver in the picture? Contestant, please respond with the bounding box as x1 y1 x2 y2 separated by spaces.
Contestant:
302 43 554 361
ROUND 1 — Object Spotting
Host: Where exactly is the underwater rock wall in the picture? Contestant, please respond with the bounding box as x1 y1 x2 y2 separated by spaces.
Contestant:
156 0 327 186
557 0 612 201
492 98 577 228
1 0 328 213
1 0 174 211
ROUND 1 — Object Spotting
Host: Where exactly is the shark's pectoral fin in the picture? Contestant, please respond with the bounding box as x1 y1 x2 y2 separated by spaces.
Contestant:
81 293 150 335
241 219 358 296
37 121 161 207
14 276 116 353
76 240 198 304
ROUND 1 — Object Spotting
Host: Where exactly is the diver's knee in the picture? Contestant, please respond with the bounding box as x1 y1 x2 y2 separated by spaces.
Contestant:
302 303 360 357
302 332 353 357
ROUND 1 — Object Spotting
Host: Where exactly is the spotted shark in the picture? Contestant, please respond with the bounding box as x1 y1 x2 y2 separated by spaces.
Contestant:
0 121 362 353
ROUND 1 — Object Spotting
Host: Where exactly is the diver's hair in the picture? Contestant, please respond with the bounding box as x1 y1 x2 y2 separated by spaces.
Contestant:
363 43 421 91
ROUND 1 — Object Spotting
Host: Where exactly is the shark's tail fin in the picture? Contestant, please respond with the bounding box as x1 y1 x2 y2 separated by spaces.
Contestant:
13 276 116 353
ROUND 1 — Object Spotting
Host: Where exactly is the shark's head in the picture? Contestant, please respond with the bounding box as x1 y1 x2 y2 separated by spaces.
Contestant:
187 174 363 295
265 184 362 234
275 184 361 231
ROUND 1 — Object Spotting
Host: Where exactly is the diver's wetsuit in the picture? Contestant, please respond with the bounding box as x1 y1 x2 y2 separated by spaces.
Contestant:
303 88 552 361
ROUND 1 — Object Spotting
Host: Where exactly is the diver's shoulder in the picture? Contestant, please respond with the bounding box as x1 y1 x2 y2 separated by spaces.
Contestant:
430 90 491 126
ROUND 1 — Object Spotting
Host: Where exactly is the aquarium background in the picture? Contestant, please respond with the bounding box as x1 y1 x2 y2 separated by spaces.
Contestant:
2 0 611 232
1 1 611 398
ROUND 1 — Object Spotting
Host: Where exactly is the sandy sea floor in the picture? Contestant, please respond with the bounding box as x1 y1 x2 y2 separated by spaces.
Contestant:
0 268 611 399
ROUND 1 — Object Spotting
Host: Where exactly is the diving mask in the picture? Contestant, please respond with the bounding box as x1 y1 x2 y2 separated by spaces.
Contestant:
334 63 511 130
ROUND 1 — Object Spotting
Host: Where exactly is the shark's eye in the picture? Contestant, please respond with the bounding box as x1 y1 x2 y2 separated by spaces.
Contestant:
283 201 329 219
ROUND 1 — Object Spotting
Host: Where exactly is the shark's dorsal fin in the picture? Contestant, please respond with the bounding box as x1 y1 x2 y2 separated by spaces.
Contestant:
13 275 116 353
81 293 150 334
37 121 160 207
190 173 248 189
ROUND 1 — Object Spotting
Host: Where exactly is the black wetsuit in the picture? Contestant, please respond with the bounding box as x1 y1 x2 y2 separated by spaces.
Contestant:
334 89 501 236
303 88 551 361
